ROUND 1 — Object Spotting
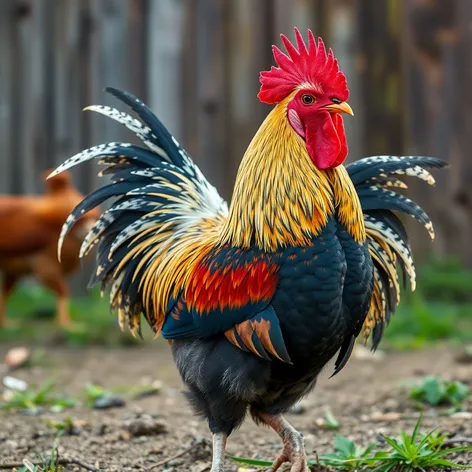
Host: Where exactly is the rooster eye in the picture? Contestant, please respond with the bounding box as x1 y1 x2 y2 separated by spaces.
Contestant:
301 94 315 105
332 97 341 104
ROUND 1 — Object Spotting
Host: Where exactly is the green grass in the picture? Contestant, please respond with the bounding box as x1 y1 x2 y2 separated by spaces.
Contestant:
81 382 114 407
316 435 377 470
45 417 77 436
369 420 472 472
409 376 469 410
230 416 472 471
18 446 64 472
323 408 340 430
0 380 76 414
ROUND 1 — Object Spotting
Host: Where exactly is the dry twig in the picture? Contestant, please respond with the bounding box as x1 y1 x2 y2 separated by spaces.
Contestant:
443 437 472 446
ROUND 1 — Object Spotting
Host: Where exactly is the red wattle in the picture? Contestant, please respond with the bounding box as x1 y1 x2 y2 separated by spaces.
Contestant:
305 112 344 169
331 113 348 167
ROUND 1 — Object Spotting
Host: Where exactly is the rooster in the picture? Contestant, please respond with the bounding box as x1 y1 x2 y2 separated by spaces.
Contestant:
50 29 446 472
0 171 99 328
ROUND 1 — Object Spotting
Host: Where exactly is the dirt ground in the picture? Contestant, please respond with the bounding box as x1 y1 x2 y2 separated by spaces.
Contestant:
0 342 471 471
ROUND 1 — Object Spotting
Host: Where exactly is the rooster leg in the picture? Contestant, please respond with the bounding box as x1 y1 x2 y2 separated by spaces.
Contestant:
210 432 227 472
255 412 308 472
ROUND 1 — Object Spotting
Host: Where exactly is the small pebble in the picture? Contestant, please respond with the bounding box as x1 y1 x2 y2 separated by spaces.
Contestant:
124 414 168 436
304 433 317 452
5 440 19 449
132 380 163 400
314 417 324 427
93 395 126 409
94 424 107 436
20 406 45 416
451 411 472 419
3 375 28 392
384 398 399 410
4 347 31 369
370 411 401 421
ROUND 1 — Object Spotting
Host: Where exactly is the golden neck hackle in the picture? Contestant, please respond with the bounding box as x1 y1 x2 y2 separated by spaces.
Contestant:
219 94 365 251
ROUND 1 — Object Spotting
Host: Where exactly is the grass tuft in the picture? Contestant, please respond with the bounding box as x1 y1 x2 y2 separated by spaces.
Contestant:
229 416 472 471
17 440 64 472
0 380 76 414
409 375 469 410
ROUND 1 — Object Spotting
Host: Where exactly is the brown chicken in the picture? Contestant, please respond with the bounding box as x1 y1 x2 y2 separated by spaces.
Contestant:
0 170 99 327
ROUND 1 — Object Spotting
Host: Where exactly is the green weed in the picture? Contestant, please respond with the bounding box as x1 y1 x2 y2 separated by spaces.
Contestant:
0 380 76 414
16 440 64 472
318 435 376 470
323 408 340 430
45 417 77 436
371 419 471 471
409 375 469 409
82 382 113 407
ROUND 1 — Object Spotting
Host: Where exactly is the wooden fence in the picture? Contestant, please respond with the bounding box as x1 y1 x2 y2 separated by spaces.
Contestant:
0 0 471 264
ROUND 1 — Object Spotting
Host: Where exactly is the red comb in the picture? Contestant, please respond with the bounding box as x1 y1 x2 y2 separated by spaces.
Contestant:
258 28 348 104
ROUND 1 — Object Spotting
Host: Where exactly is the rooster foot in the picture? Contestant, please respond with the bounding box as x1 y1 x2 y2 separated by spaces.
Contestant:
253 412 309 472
265 428 309 472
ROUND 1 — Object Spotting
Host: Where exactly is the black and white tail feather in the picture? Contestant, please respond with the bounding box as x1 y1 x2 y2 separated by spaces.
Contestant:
346 156 447 349
49 87 227 336
50 88 447 345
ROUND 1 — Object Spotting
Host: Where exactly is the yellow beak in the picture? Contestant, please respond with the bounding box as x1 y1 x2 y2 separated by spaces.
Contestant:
323 102 354 116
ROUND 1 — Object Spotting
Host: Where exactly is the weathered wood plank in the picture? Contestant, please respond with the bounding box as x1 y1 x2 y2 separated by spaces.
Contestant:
356 0 403 156
181 0 199 158
0 0 15 193
10 0 38 194
128 0 147 101
194 0 229 197
225 0 272 184
146 0 184 141
52 0 81 170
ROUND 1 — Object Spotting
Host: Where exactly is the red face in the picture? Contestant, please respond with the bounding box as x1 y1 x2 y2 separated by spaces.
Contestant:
287 89 353 170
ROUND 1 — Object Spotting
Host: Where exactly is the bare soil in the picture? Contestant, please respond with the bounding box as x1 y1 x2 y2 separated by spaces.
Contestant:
0 342 471 471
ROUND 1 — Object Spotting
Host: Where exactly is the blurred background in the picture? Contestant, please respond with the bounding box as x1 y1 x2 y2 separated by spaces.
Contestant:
0 0 471 348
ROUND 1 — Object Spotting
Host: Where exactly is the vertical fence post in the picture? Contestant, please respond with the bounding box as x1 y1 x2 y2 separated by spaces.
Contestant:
0 0 14 193
146 0 184 141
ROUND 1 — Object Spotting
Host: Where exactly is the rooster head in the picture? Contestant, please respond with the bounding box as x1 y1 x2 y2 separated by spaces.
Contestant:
258 28 353 170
